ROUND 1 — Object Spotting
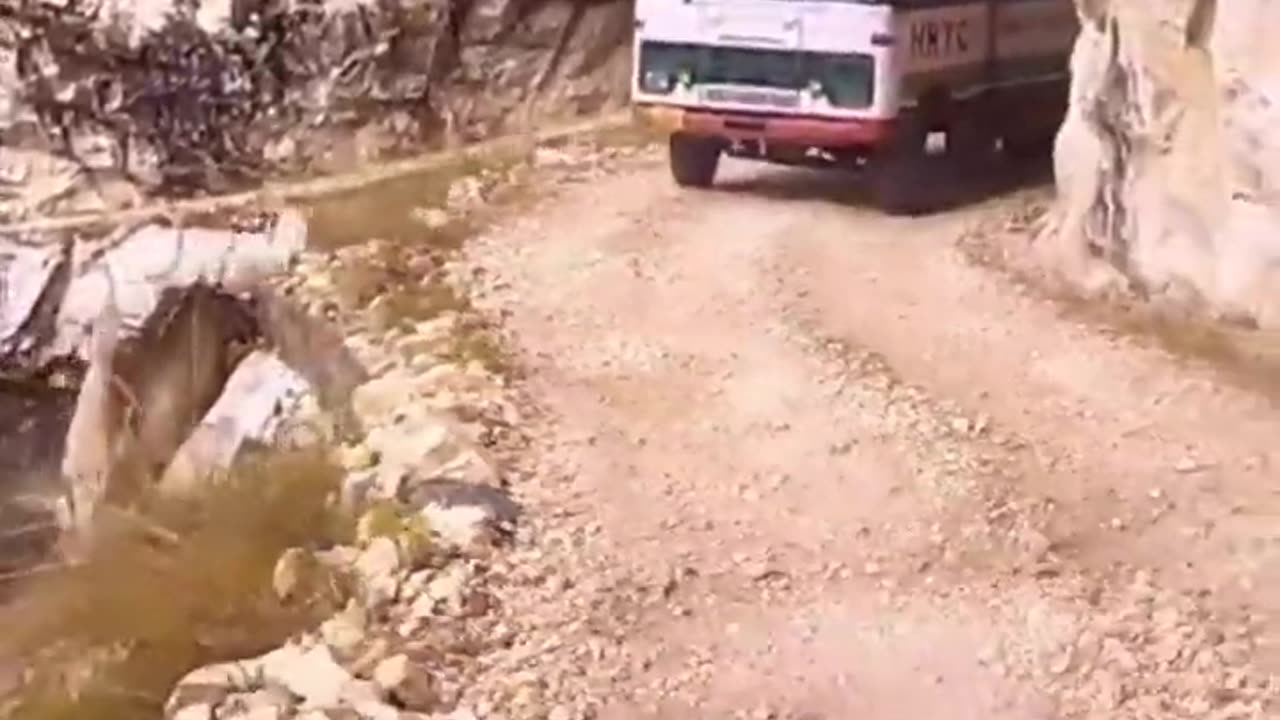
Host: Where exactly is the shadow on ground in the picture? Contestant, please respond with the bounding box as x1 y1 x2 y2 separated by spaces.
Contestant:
713 149 1055 212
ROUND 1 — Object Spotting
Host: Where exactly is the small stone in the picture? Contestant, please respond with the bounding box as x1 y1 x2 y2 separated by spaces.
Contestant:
424 561 474 616
364 421 452 477
165 661 258 710
1175 457 1204 473
977 640 1001 666
353 374 417 425
829 440 855 455
1023 530 1053 560
338 442 376 471
373 654 439 711
421 502 493 550
272 547 323 602
348 637 392 677
320 602 368 657
355 537 403 608
373 654 409 690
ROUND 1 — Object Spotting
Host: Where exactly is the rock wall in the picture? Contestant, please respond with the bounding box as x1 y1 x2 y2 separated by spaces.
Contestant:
1048 0 1280 327
0 0 632 219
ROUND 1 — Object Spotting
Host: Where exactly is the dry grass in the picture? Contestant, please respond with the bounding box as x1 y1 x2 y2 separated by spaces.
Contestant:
441 316 511 376
297 131 605 374
300 144 532 378
301 147 531 253
0 450 353 720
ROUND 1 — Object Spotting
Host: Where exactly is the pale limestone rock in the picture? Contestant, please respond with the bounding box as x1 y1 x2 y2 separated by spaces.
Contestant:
260 642 352 709
424 561 474 616
320 601 370 657
1049 0 1280 326
160 351 312 495
59 295 122 542
373 654 439 711
363 422 452 475
338 441 377 471
355 536 403 609
351 371 423 426
372 653 411 691
411 207 452 230
421 503 493 550
165 659 262 718
1 215 305 367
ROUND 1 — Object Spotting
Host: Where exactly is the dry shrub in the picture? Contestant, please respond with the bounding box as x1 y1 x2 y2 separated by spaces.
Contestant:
302 148 530 252
0 450 354 720
441 318 510 376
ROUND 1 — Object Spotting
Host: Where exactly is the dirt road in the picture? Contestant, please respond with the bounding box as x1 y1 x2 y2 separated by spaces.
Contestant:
462 149 1278 719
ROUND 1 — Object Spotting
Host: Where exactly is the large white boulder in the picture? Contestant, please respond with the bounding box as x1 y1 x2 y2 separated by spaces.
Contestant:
1047 0 1280 325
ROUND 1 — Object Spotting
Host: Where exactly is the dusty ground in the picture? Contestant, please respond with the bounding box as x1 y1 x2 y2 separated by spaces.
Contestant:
460 149 1278 719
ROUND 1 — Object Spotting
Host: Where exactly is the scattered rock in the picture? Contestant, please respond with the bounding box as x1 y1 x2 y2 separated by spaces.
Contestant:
421 562 475 617
320 603 370 659
408 479 520 550
260 642 353 709
373 654 439 712
273 548 317 602
354 537 404 610
412 207 452 230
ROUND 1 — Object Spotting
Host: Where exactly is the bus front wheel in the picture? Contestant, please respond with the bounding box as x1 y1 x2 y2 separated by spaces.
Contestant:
669 133 722 188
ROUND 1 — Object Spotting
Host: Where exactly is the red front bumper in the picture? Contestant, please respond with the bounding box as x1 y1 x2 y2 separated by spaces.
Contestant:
634 104 895 148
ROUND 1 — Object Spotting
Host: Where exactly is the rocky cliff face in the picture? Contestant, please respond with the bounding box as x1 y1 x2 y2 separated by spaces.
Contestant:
1048 0 1280 327
0 0 631 219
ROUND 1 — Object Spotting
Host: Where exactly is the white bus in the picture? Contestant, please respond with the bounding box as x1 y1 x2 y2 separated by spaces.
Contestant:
631 0 1079 214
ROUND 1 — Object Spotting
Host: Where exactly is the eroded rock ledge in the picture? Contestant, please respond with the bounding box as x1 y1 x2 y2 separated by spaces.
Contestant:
1046 0 1280 327
0 0 631 219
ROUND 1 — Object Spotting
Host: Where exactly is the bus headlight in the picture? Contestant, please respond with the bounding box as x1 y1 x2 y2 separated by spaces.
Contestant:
642 70 673 94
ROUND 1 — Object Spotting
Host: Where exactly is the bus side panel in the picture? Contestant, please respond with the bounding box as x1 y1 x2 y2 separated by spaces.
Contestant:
889 0 1078 147
989 0 1080 147
893 2 992 108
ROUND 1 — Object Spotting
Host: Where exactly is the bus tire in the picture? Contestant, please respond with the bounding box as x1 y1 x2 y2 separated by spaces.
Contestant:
1003 130 1057 163
669 133 721 188
870 152 931 217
